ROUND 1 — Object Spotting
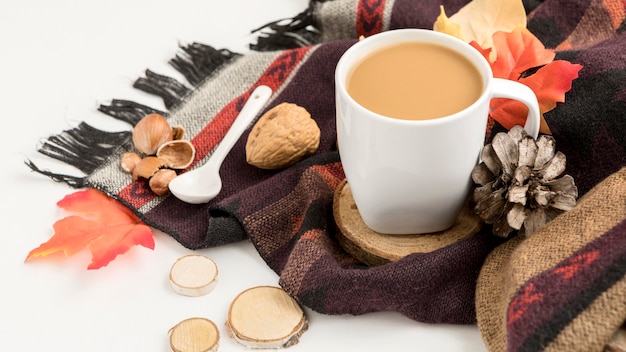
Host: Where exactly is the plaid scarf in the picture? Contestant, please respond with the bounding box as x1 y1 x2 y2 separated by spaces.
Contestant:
29 0 626 349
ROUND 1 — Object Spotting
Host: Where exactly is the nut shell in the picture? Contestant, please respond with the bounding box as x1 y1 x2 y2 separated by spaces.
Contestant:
171 126 185 140
245 103 320 169
156 140 196 169
132 156 167 181
132 114 173 155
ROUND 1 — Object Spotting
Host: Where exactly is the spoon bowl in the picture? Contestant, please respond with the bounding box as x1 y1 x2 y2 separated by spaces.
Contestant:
169 85 273 204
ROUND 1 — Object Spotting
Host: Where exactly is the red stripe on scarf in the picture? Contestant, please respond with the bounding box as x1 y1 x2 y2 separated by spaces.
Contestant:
119 47 312 208
505 220 626 351
356 0 386 38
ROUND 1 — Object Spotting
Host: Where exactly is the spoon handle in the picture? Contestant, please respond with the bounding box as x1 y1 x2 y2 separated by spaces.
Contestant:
207 85 273 168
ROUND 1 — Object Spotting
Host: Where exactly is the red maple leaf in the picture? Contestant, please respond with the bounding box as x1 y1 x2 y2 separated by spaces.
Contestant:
25 189 154 269
475 27 583 134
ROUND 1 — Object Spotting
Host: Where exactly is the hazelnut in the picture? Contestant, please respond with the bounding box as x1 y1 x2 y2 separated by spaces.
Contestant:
149 169 177 196
120 152 142 173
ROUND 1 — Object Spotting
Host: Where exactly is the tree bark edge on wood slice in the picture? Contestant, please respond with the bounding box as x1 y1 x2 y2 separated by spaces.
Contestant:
333 179 483 266
226 286 308 349
169 317 219 352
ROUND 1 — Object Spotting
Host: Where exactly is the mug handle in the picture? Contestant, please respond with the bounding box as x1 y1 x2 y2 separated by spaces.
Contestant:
491 78 540 138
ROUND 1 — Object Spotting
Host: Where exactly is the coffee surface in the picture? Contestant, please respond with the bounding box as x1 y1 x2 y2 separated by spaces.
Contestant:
347 42 483 120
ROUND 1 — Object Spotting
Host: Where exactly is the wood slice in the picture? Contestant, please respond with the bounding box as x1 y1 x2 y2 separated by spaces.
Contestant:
226 286 308 349
169 255 218 297
169 317 219 352
333 179 482 266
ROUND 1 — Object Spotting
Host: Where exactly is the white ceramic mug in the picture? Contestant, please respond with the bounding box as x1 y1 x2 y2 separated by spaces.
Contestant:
335 29 540 235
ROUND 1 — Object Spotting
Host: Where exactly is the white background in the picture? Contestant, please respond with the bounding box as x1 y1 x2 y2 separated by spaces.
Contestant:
0 0 488 350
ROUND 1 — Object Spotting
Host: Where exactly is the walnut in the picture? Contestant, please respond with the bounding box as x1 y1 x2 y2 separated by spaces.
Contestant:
245 103 320 169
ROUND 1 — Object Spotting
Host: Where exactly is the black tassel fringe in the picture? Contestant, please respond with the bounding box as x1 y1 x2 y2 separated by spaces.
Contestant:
98 99 167 126
25 160 87 188
250 3 321 51
170 43 240 87
133 69 191 110
34 122 131 175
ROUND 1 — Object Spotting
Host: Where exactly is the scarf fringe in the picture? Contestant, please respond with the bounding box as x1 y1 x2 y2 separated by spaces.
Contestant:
133 69 191 110
250 3 321 51
170 43 240 86
28 42 238 187
32 122 131 175
98 99 168 126
25 160 88 188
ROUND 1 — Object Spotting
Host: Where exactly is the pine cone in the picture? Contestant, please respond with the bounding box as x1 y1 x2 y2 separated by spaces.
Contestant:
471 125 578 238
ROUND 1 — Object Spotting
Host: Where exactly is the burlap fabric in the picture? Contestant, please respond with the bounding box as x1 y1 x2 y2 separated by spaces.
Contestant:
477 167 626 352
29 0 626 348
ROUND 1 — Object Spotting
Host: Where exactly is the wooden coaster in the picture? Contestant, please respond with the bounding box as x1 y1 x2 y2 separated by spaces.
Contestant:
226 286 308 349
169 317 219 352
333 179 482 266
169 255 218 297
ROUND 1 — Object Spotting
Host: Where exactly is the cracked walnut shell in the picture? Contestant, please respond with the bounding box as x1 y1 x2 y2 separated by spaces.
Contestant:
245 103 320 169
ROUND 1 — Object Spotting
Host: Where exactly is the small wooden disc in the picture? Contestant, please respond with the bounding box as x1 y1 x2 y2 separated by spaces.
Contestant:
169 317 219 352
169 255 218 297
226 286 308 349
333 179 482 266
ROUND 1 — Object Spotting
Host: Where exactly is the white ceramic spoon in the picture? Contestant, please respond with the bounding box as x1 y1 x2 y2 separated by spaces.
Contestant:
169 85 273 204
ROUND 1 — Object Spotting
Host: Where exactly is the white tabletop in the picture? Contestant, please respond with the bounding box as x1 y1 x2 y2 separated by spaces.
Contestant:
0 0 488 350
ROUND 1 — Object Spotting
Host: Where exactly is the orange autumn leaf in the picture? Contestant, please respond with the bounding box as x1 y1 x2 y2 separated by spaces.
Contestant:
485 27 582 134
25 188 154 270
470 40 493 61
490 26 555 80
519 60 583 114
491 60 583 133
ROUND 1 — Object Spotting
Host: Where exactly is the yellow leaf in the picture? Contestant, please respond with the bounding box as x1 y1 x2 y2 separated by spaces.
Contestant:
433 6 465 41
449 0 527 50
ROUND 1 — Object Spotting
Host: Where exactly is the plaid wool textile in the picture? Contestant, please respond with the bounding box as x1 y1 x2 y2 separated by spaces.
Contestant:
30 0 626 349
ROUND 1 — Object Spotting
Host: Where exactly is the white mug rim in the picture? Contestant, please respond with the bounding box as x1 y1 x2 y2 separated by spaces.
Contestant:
335 28 494 126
